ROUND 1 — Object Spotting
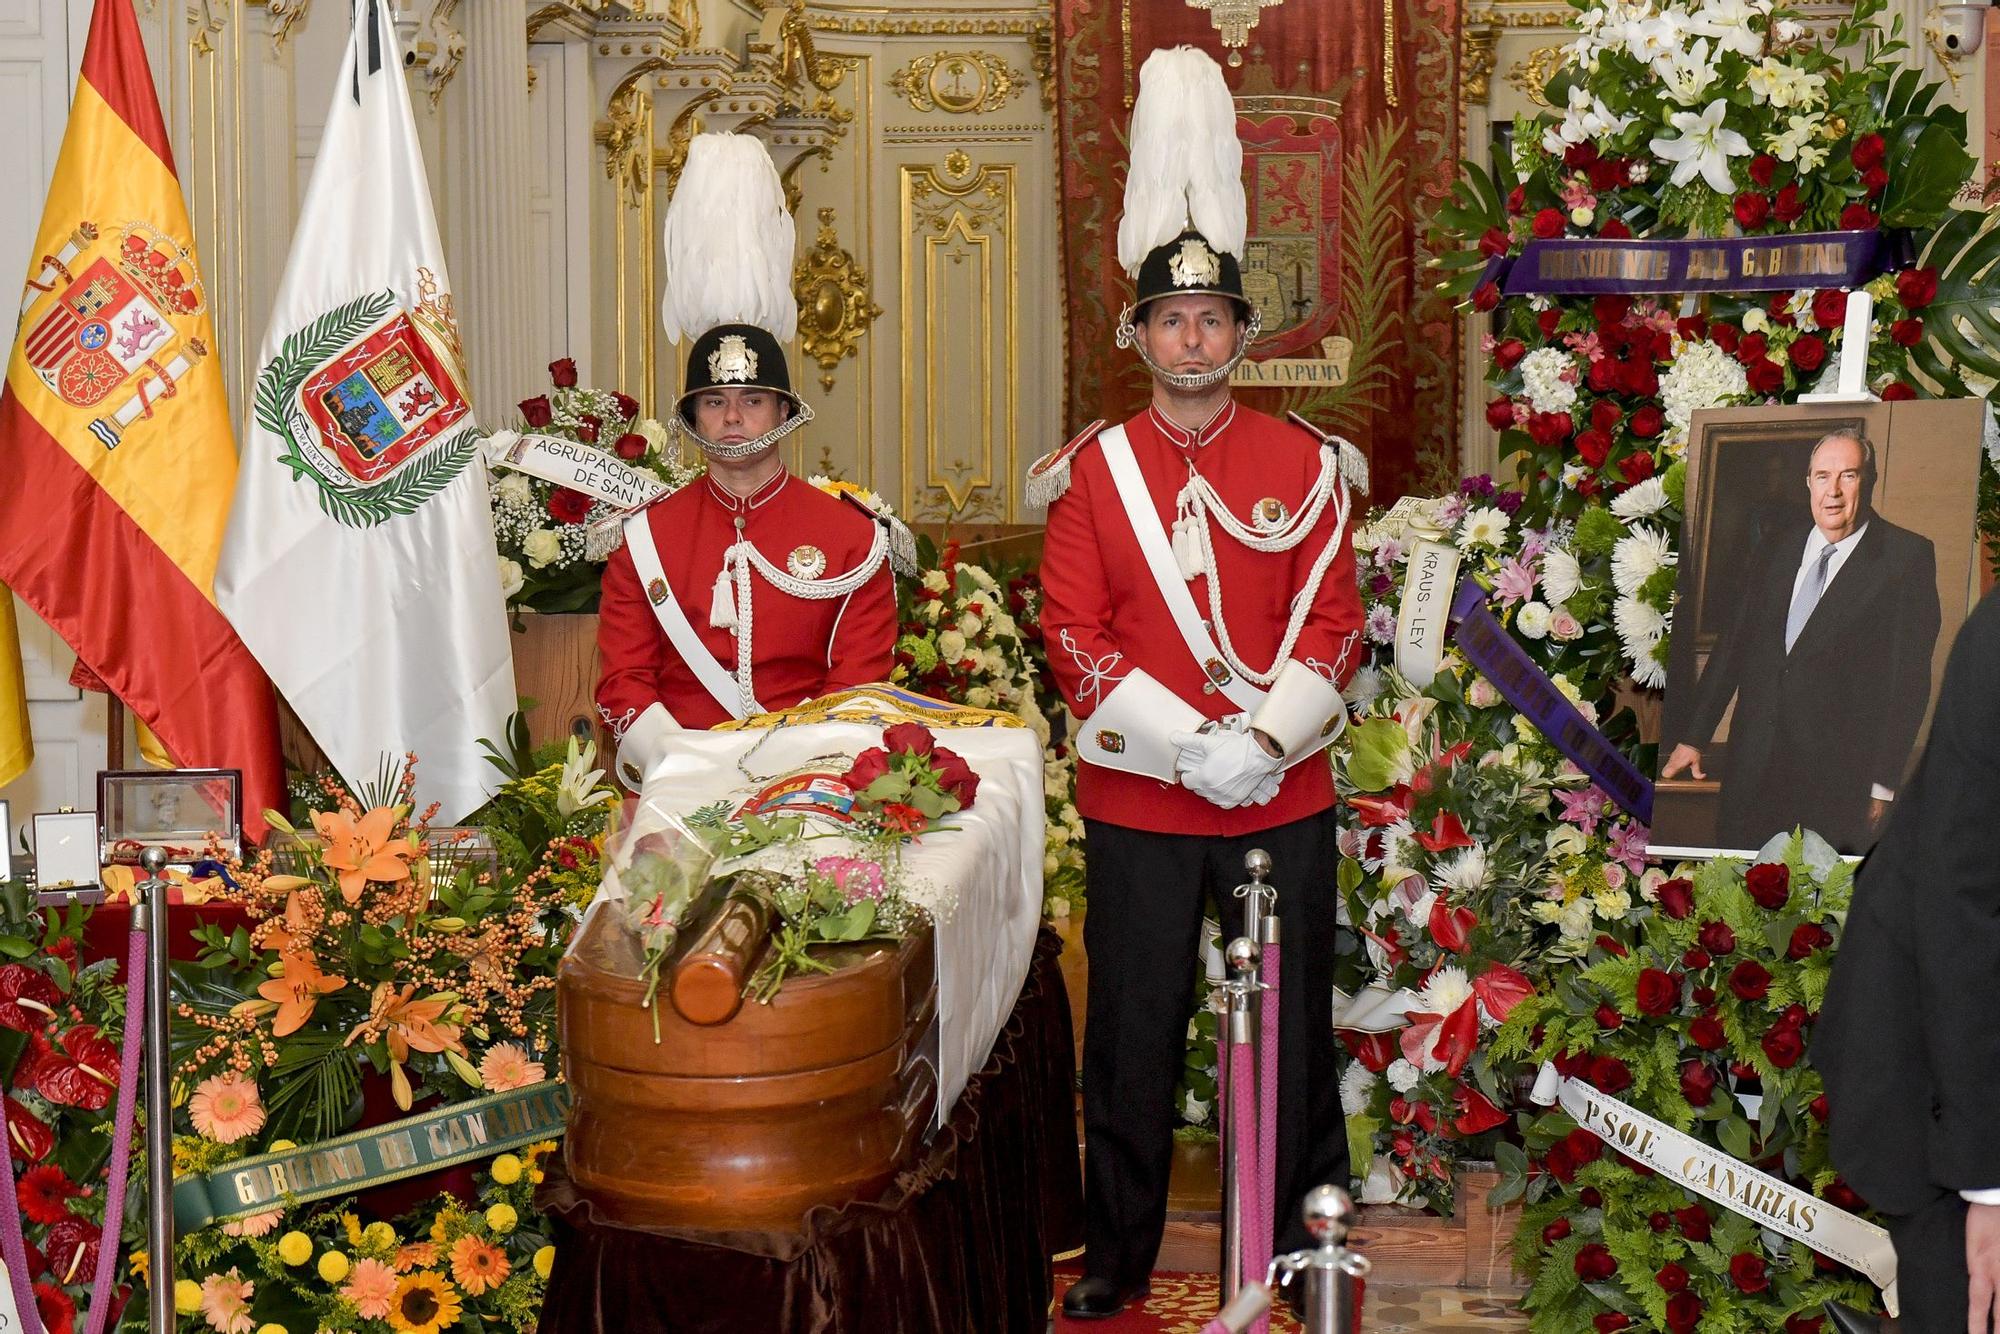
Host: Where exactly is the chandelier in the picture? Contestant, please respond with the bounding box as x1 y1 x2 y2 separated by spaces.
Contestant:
1185 0 1287 64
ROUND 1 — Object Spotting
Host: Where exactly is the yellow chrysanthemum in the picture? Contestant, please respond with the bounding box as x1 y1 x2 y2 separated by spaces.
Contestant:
277 1231 314 1266
318 1250 351 1284
484 1204 518 1235
488 1154 523 1186
533 1246 555 1281
256 1324 288 1334
387 1272 462 1334
363 1221 399 1251
173 1279 203 1314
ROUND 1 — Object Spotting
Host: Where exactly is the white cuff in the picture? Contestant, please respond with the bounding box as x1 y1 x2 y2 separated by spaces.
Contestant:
1249 660 1346 769
1078 670 1206 782
614 701 680 790
1962 1188 2000 1205
1870 784 1895 802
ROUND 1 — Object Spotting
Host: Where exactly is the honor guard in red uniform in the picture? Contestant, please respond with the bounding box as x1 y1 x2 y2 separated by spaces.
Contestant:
596 134 907 788
1035 48 1367 1319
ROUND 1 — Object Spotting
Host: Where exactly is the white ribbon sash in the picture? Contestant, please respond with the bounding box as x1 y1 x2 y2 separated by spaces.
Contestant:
622 514 760 721
1393 539 1461 688
1532 1063 1899 1316
1098 424 1266 713
485 428 668 510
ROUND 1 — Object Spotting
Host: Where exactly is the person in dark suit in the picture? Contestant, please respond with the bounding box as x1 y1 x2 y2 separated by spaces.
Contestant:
1815 589 2000 1332
1662 430 1940 854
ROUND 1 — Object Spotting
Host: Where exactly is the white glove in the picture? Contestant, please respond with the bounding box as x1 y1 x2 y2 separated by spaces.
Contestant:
1170 724 1284 809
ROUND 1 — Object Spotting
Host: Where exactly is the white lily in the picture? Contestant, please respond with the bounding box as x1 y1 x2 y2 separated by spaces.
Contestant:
1689 0 1771 58
1650 98 1753 193
1653 37 1718 105
556 736 615 819
1624 10 1690 63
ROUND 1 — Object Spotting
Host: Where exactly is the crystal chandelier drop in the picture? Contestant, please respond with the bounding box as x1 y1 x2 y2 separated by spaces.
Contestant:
1185 0 1287 65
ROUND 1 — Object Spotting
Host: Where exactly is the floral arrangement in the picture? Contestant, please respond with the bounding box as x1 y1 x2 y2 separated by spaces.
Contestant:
492 358 702 614
1492 839 1880 1329
0 898 134 1334
168 1143 558 1334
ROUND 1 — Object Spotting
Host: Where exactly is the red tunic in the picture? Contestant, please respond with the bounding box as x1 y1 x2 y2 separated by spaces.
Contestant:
1039 403 1364 835
596 470 897 732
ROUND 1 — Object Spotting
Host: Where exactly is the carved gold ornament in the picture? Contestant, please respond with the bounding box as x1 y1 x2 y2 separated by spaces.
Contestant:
1505 45 1569 110
889 51 1029 115
1184 0 1287 65
793 208 882 392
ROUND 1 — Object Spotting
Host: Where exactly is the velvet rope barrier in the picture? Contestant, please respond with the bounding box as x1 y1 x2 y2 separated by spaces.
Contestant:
0 919 148 1334
1251 939 1280 1334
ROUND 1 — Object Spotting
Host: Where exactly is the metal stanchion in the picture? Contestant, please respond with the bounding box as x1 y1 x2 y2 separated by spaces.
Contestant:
1199 1185 1371 1334
140 847 177 1333
1215 935 1259 1306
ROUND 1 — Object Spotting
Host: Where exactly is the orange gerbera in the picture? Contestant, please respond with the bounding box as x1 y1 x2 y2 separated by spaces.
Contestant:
392 1241 439 1273
448 1234 511 1295
312 806 417 905
255 952 347 1037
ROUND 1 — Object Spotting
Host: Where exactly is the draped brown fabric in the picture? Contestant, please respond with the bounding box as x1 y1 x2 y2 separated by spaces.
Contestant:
1053 0 1465 497
535 927 1083 1333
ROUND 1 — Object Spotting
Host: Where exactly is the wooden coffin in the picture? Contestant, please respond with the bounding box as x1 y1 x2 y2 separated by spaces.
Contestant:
557 905 939 1232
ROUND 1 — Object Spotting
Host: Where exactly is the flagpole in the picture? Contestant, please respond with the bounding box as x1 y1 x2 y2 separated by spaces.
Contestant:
105 696 125 769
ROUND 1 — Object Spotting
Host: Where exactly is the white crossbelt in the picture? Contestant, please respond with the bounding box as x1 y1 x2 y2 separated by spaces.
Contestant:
1098 424 1267 712
622 514 761 721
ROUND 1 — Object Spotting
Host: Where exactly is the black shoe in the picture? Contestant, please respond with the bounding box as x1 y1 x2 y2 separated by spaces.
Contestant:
1061 1275 1148 1320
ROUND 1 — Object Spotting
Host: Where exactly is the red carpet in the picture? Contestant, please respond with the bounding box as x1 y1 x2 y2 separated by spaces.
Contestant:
1051 1266 1308 1333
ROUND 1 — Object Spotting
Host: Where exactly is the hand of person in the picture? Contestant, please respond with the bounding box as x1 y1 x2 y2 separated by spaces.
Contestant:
1662 743 1707 781
1968 1201 2000 1332
1171 724 1282 808
1868 796 1892 833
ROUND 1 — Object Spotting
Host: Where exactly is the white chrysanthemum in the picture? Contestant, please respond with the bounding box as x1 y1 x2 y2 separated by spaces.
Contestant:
1518 347 1580 416
1539 547 1583 604
1346 664 1385 712
1386 1059 1421 1094
1609 477 1669 520
1418 965 1474 1019
1611 525 1675 596
1630 643 1668 688
1458 506 1512 551
1614 596 1668 660
1433 845 1491 896
1340 1063 1380 1117
1660 338 1750 441
1516 601 1552 640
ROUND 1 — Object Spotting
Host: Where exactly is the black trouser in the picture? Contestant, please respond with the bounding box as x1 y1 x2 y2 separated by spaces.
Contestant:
1888 1192 1974 1332
1079 811 1348 1286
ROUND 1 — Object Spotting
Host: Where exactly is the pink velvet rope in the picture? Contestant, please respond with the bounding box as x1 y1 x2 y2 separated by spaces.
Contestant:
0 925 148 1334
1227 1035 1258 1292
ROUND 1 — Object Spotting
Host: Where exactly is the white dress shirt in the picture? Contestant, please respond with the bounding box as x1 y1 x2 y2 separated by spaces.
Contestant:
1789 523 1895 803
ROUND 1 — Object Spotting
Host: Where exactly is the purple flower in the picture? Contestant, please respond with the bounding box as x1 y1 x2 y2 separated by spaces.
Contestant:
1460 474 1497 498
1493 556 1537 608
1373 536 1407 569
1495 491 1525 515
1517 527 1550 563
1370 571 1395 596
1365 604 1399 645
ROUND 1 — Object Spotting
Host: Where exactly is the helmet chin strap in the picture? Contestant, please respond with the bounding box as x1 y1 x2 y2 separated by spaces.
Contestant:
674 397 816 461
1116 305 1264 390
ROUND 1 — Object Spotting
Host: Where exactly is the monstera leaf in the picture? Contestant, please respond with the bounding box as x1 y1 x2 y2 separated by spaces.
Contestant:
1907 207 2000 396
1879 117 1977 228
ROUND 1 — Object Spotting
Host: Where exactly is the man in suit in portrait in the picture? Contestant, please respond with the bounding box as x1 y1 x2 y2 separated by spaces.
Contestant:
1661 429 1940 855
1816 589 2000 1332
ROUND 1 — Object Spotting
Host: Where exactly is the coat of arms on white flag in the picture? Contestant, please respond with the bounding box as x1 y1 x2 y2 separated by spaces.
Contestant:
217 0 511 823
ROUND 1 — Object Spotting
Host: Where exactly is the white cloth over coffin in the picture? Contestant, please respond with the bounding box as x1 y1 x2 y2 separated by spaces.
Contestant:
593 712 1045 1116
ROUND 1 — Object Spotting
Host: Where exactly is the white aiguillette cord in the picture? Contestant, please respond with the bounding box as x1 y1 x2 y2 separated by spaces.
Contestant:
708 517 890 716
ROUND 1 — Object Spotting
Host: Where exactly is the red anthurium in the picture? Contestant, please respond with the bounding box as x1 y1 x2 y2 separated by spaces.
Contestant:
42 1216 101 1287
1473 963 1533 1023
0 964 62 1033
1346 789 1413 828
4 1096 54 1163
1337 1029 1399 1073
1357 924 1408 971
1450 1083 1507 1135
1428 899 1478 954
34 1025 120 1112
1414 810 1475 853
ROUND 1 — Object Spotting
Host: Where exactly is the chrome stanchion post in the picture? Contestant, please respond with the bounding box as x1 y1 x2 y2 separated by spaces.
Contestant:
140 847 176 1332
1234 848 1276 951
1216 936 1258 1304
1295 1185 1368 1334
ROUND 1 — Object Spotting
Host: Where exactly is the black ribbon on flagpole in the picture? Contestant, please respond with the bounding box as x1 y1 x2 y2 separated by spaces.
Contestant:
350 0 381 104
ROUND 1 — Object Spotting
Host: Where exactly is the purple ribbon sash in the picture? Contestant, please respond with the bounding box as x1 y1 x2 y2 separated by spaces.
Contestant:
1448 580 1654 824
1481 230 1884 297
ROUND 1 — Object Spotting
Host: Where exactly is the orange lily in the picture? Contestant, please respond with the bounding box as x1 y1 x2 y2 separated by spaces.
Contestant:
256 953 348 1037
311 806 417 904
348 983 467 1111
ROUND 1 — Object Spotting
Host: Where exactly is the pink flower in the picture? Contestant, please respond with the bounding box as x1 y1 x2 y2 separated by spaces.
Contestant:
189 1073 265 1144
199 1270 256 1334
1605 821 1652 875
815 856 887 904
1548 609 1584 641
221 1209 282 1238
1555 786 1606 837
1492 557 1537 607
478 1042 545 1092
342 1257 400 1320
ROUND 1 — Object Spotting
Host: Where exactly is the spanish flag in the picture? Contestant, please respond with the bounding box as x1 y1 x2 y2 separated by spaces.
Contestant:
0 0 283 830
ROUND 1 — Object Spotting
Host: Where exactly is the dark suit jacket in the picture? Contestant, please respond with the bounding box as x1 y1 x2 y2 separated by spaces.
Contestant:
1673 516 1940 853
1815 590 2000 1216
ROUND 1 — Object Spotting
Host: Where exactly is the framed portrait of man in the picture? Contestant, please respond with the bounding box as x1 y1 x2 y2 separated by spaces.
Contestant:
1650 398 1987 860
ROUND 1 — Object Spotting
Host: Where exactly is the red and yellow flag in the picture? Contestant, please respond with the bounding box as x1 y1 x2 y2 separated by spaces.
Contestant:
0 0 282 830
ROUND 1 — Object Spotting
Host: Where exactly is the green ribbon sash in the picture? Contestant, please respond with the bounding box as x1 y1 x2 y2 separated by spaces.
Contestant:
172 1082 571 1232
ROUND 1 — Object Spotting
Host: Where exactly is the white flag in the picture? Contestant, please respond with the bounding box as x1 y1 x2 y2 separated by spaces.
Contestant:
217 0 511 823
